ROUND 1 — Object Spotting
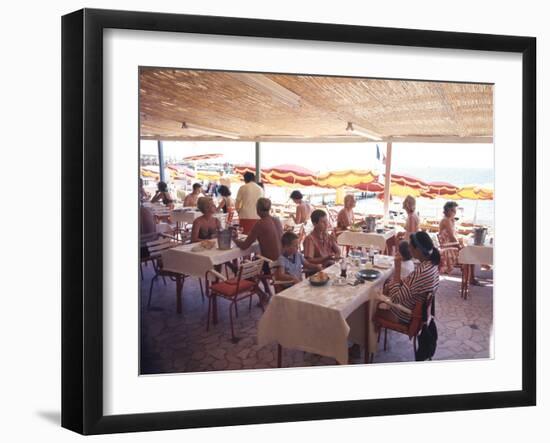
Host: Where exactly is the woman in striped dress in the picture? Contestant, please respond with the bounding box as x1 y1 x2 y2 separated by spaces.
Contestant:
438 201 461 274
377 231 440 325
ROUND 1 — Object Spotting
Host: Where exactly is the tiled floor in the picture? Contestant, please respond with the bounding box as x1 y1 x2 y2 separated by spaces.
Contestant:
140 265 493 374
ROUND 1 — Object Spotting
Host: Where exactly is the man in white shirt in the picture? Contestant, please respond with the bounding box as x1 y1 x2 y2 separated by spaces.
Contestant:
235 172 264 234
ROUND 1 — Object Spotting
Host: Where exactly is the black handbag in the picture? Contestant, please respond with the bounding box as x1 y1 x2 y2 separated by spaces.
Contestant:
415 296 438 361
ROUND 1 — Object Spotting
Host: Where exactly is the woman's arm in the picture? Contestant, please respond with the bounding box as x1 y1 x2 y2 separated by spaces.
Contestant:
190 219 201 243
217 199 226 212
151 192 161 203
303 258 322 272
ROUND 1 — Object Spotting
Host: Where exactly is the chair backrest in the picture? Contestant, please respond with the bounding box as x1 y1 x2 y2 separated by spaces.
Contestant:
407 291 435 338
146 236 177 258
237 259 265 281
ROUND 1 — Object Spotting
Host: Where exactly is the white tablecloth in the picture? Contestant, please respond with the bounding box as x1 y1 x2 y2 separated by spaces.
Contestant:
161 241 259 277
171 210 202 224
337 230 395 251
458 245 493 265
258 261 393 364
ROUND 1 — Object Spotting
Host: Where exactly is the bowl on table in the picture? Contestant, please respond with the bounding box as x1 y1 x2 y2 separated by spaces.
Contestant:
356 269 381 281
309 271 330 287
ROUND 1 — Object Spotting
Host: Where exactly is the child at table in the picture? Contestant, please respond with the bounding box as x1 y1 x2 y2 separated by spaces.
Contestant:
274 232 321 289
398 240 415 279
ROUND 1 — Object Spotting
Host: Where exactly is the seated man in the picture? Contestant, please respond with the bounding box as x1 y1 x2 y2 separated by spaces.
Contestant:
274 232 322 289
183 182 203 207
233 198 283 300
303 209 341 269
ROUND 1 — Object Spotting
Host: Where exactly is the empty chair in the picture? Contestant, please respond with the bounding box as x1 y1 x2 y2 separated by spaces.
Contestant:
206 259 265 342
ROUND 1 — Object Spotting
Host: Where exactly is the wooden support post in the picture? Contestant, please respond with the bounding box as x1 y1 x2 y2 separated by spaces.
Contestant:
383 142 393 221
255 141 261 184
157 140 165 183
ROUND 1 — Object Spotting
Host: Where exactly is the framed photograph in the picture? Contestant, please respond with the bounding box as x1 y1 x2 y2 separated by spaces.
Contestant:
61 8 536 435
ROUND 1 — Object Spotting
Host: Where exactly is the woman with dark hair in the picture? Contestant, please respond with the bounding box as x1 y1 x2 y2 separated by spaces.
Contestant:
289 190 312 225
216 185 234 213
151 181 174 208
439 200 461 274
191 197 222 243
377 231 440 325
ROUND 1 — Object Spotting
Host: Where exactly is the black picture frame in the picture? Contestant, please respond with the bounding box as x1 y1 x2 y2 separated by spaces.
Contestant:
61 8 536 435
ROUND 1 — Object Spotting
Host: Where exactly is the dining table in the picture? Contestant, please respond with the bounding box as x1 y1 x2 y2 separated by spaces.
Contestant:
160 237 260 314
257 257 394 366
337 229 397 254
458 243 494 299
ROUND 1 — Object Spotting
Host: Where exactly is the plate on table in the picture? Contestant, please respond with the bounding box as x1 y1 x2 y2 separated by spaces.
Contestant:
356 269 381 281
309 272 330 287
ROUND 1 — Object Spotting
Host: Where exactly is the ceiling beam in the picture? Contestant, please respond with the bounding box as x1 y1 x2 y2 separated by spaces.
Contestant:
140 135 493 143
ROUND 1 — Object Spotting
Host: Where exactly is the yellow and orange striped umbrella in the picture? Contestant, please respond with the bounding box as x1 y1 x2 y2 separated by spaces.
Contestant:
317 169 378 189
457 185 494 200
390 173 430 197
263 164 319 187
422 181 460 199
182 153 223 162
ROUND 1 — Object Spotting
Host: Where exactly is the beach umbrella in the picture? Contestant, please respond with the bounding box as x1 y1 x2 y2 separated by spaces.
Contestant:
140 166 160 180
263 164 319 187
389 173 430 197
182 153 223 162
422 181 460 199
166 164 196 180
233 164 269 182
353 181 385 193
317 169 379 189
457 185 494 200
196 170 221 181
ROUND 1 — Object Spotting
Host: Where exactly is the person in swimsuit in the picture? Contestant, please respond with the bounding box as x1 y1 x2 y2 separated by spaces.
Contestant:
289 190 312 225
336 194 356 232
303 209 341 269
402 195 420 241
217 184 235 223
183 183 203 208
151 181 174 209
439 201 461 274
191 197 221 243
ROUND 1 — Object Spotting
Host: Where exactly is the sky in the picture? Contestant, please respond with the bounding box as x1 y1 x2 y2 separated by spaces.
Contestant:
140 140 494 174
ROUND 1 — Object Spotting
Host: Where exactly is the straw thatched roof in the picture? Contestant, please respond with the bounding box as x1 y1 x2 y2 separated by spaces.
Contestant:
139 68 493 143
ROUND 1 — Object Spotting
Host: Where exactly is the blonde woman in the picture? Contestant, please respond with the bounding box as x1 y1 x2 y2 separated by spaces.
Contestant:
191 197 221 243
402 195 420 240
438 201 461 274
337 194 356 231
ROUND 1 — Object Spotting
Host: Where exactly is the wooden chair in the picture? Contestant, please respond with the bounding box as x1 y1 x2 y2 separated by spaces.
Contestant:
206 258 266 342
372 291 435 361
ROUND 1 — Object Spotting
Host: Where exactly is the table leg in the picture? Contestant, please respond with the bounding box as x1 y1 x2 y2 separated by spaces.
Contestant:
277 344 282 368
208 277 219 325
176 275 184 314
364 300 371 364
464 265 473 300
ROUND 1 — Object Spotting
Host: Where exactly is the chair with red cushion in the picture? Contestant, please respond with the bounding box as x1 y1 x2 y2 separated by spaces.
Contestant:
206 258 265 342
372 291 434 361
